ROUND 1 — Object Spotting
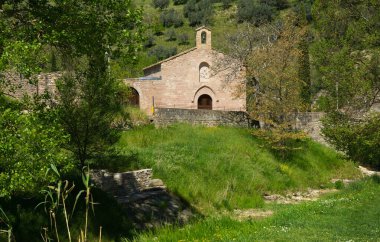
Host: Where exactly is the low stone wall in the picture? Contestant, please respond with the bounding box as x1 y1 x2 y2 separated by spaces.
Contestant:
153 108 253 127
91 169 195 229
91 169 164 199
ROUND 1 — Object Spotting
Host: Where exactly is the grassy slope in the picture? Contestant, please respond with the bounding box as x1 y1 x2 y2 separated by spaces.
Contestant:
113 124 359 214
134 177 380 241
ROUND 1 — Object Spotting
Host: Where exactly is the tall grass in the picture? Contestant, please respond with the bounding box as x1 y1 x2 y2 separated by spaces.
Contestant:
113 124 360 214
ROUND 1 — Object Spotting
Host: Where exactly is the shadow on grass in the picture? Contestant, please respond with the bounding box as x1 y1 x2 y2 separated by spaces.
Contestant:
89 151 144 172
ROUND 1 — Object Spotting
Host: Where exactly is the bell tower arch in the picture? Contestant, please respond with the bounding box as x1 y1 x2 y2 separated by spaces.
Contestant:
196 26 212 50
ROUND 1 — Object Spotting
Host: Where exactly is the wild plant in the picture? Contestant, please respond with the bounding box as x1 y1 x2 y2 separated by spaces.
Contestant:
37 164 98 242
0 207 13 242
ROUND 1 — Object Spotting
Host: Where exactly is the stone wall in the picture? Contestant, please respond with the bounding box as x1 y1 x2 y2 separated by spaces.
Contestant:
3 72 60 99
91 169 164 199
294 112 326 144
90 169 195 229
153 108 253 127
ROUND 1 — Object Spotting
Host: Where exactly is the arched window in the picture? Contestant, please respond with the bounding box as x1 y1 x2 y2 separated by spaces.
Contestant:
198 94 212 110
128 88 140 107
201 31 207 44
199 62 210 82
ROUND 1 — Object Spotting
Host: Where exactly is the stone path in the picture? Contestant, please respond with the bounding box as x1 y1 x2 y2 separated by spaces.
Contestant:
263 188 338 205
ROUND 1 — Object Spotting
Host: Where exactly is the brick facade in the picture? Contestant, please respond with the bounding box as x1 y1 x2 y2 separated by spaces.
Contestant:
125 27 246 116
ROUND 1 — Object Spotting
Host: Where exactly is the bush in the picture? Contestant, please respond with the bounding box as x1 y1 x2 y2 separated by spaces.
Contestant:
237 0 275 25
184 0 213 26
152 0 170 10
178 33 190 45
221 0 232 9
322 112 380 170
160 9 184 28
261 0 289 10
173 0 188 5
166 28 177 41
148 45 177 60
144 34 155 48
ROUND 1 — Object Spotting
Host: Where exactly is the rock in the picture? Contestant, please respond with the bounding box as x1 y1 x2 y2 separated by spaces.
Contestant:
359 166 380 176
149 179 164 188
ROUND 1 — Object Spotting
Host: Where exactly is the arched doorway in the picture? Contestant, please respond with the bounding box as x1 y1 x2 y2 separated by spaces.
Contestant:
198 94 212 110
128 88 140 107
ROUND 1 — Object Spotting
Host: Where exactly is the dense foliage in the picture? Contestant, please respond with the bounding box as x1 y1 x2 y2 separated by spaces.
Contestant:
173 0 188 5
311 0 380 114
160 9 184 28
184 0 213 26
322 112 380 169
237 0 275 25
311 0 380 167
0 107 73 198
0 0 144 166
148 45 177 60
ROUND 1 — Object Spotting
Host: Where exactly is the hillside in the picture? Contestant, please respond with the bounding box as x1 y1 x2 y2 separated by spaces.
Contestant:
125 0 294 77
101 124 360 214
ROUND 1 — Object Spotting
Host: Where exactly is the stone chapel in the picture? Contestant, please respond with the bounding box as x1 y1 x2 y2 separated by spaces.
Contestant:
125 27 246 116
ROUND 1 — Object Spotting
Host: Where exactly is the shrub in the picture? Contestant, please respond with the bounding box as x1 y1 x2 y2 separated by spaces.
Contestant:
178 33 190 45
237 0 275 25
144 34 155 48
322 112 380 170
184 0 213 26
166 28 177 41
173 0 188 5
152 0 170 10
261 0 289 10
221 0 232 9
148 45 177 60
160 9 184 28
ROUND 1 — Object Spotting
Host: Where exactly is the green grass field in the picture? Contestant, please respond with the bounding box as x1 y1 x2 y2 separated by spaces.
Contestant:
104 124 360 214
3 124 370 241
132 176 380 241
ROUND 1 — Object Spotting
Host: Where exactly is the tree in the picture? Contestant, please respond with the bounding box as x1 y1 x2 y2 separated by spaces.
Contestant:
322 112 380 170
160 9 184 28
0 0 144 166
173 0 188 5
0 107 73 198
215 13 308 154
148 45 177 60
178 33 190 45
166 28 177 41
152 0 170 10
221 0 232 10
246 13 307 127
311 0 380 115
312 0 380 167
237 0 275 26
184 0 213 26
